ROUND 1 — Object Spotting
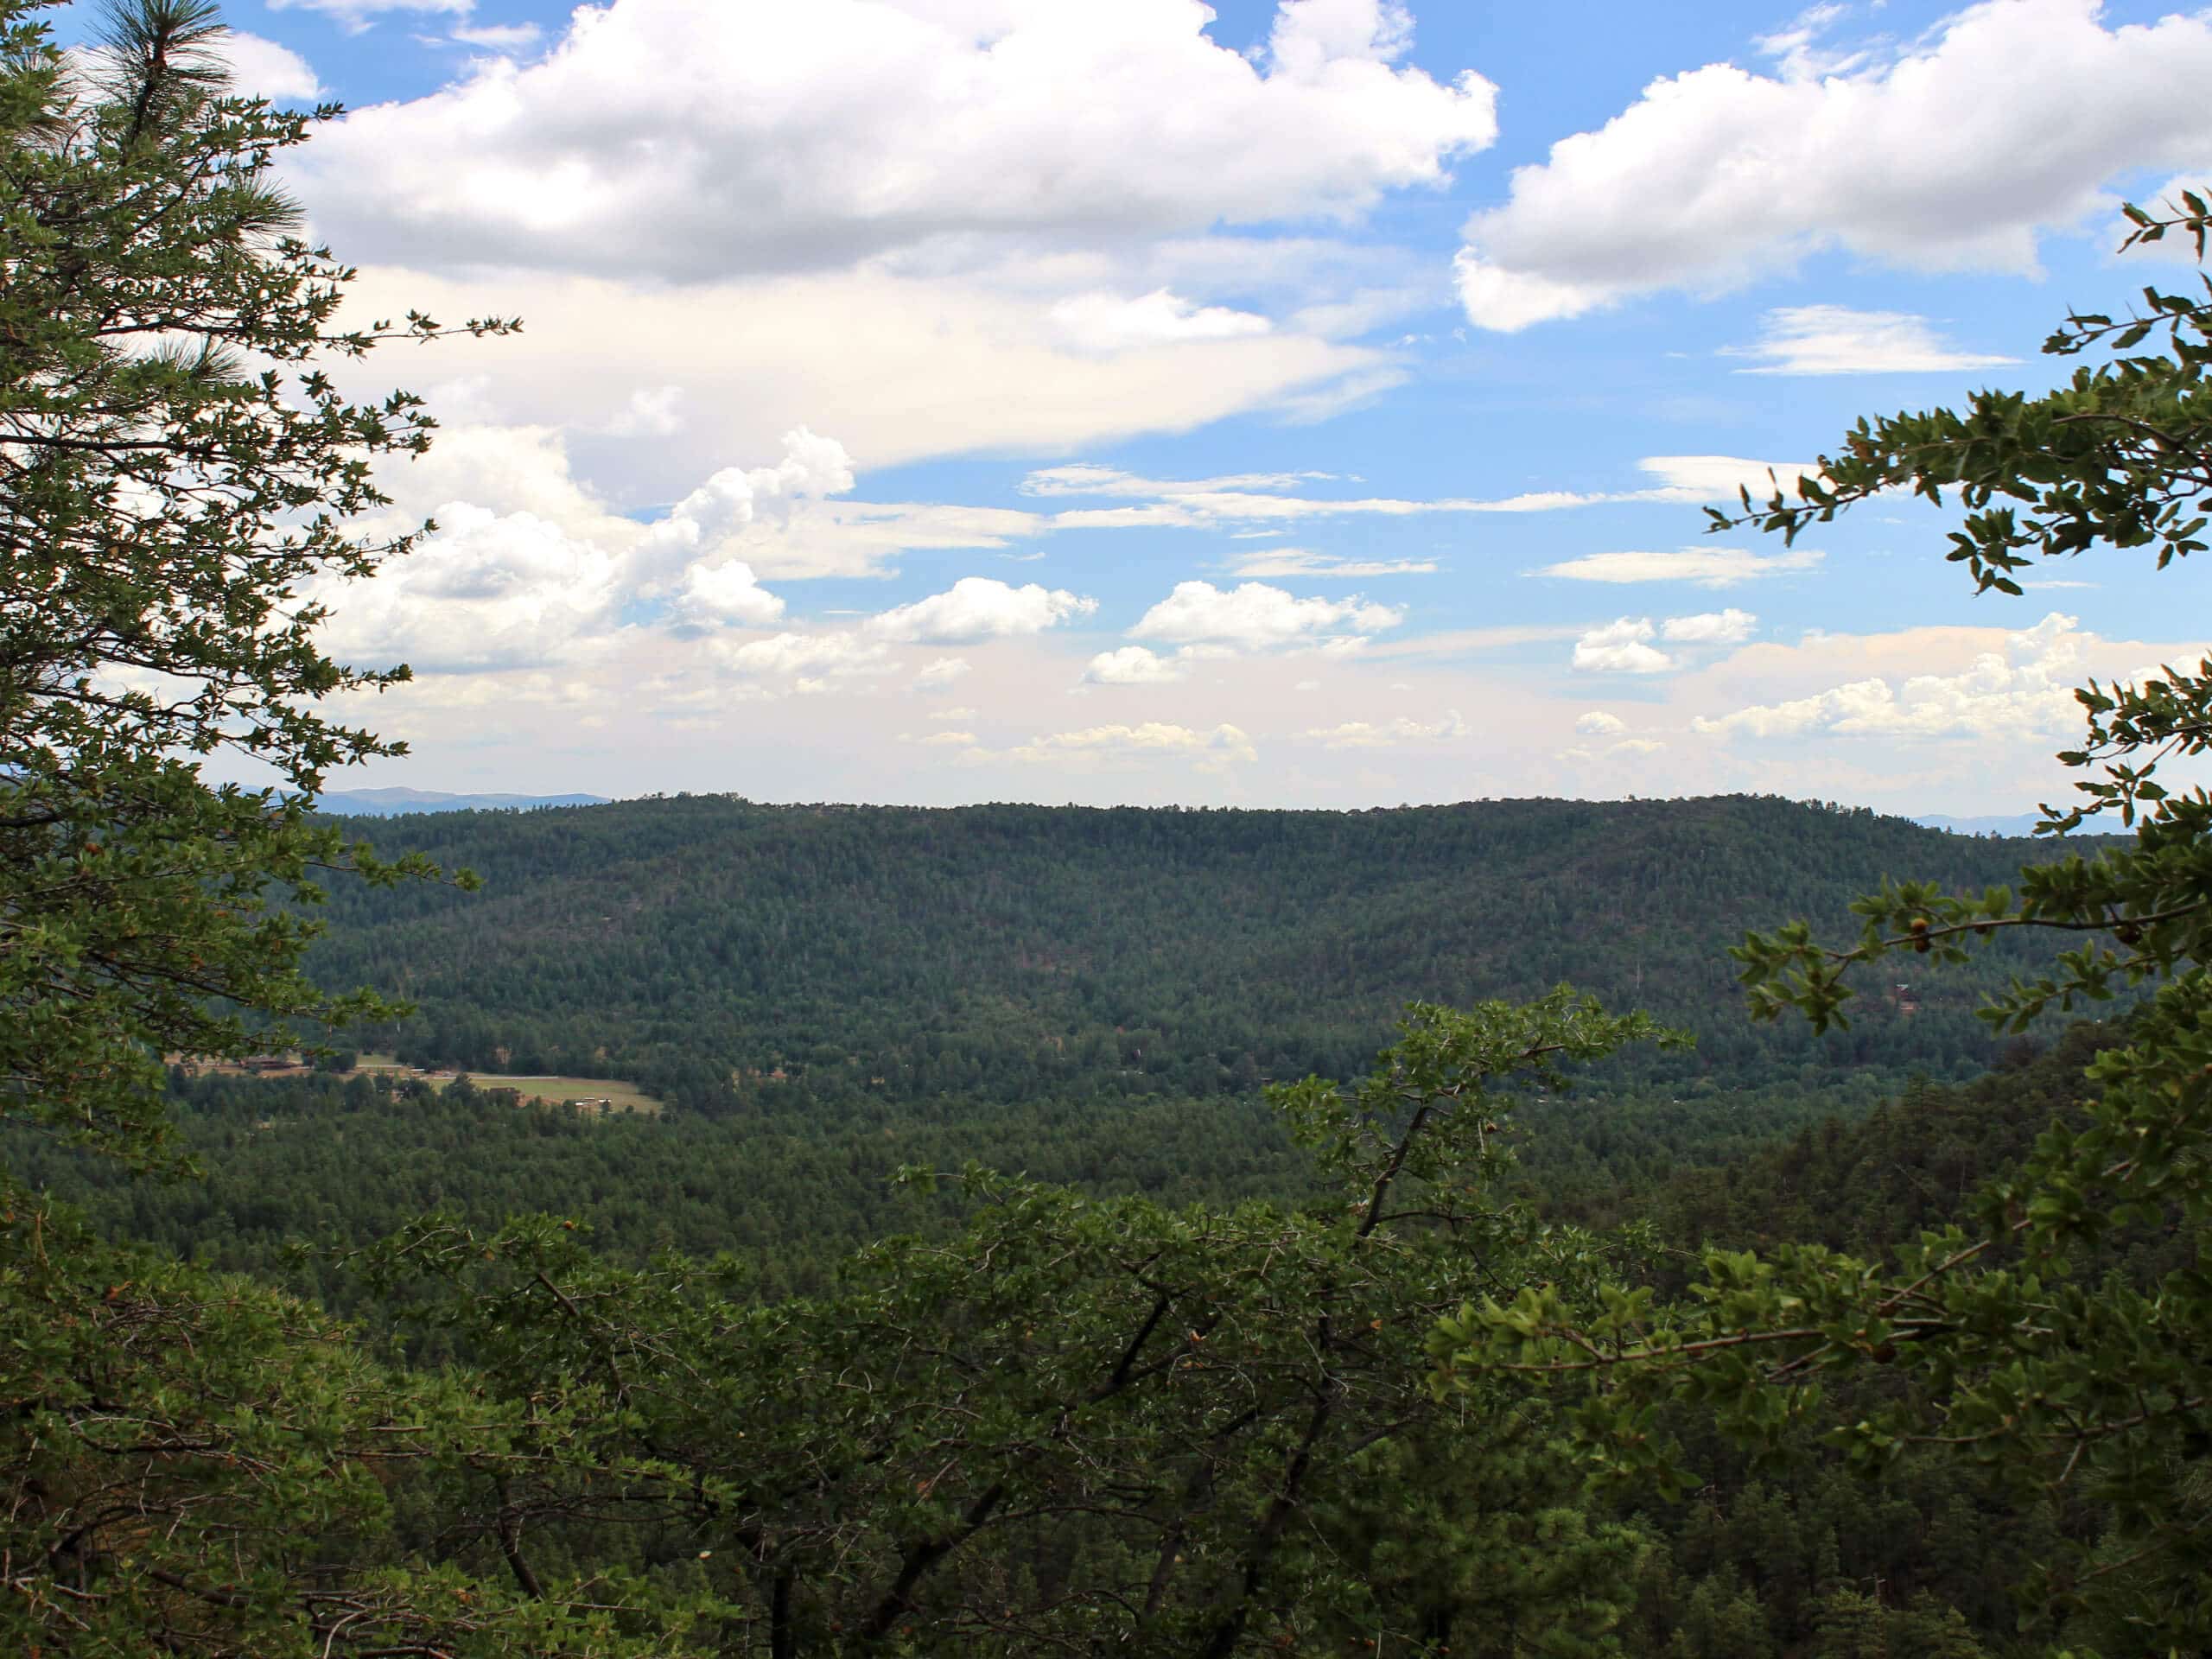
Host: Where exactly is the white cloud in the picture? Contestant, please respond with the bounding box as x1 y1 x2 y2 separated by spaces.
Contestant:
914 657 974 690
914 729 978 747
868 578 1096 645
1574 710 1629 737
1661 607 1757 644
369 417 605 523
334 264 1392 481
677 561 784 627
1084 645 1187 685
716 631 892 680
1229 547 1438 577
600 385 687 438
1453 0 2212 328
633 428 856 588
365 418 980 599
1303 709 1468 747
1020 465 1342 498
449 21 543 49
1018 453 1815 528
1727 306 2020 375
1052 289 1272 354
1004 721 1258 772
1693 612 2087 739
218 32 322 100
270 0 469 30
299 0 1497 282
728 502 1047 582
1573 618 1674 674
1132 580 1402 649
1368 623 1584 659
1752 3 1865 81
1633 455 1818 504
927 704 977 721
1535 546 1824 588
315 501 622 674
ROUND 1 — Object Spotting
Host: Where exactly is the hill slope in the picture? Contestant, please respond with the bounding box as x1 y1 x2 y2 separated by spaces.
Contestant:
308 794 2097 1115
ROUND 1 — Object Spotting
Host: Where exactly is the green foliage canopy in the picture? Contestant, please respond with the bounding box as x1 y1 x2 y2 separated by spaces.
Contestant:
1433 200 2212 1655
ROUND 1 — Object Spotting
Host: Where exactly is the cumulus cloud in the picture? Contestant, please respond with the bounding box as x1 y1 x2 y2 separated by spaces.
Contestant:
1573 618 1674 674
315 502 623 674
1303 709 1469 747
1453 0 2212 329
217 32 323 99
298 0 1497 282
1574 710 1629 736
632 428 856 588
677 561 785 627
1693 612 2088 740
1661 607 1757 644
1726 306 2020 375
868 578 1097 645
1131 580 1402 649
1535 547 1823 588
1083 645 1187 686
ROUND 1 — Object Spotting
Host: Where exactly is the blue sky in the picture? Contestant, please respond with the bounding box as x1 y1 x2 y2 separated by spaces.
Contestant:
111 0 2212 811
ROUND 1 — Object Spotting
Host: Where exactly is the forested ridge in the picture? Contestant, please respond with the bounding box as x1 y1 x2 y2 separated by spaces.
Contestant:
310 792 2091 1111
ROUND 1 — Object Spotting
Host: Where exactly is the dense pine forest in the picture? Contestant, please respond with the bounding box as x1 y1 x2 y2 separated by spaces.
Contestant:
309 793 2089 1111
9 795 2100 1306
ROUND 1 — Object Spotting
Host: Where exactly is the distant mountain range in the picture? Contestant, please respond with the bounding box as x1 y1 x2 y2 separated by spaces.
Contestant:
316 787 607 817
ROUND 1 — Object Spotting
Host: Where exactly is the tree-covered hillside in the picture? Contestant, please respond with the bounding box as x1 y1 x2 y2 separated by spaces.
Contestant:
313 793 2093 1114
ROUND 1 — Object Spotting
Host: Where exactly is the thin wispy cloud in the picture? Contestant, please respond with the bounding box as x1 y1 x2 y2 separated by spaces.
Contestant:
1727 306 2018 375
1534 548 1825 588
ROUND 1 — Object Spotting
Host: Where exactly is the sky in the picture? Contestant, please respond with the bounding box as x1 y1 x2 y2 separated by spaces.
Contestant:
91 0 2212 812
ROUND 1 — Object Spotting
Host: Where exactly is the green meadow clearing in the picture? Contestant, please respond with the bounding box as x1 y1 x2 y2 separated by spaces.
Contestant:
349 1056 662 1116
